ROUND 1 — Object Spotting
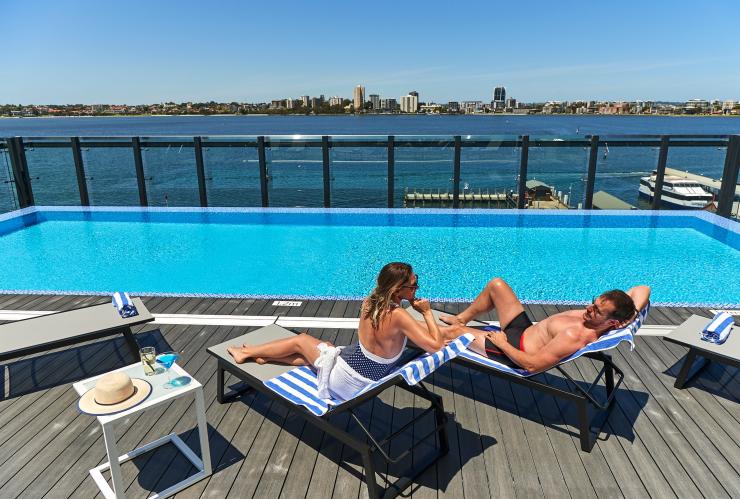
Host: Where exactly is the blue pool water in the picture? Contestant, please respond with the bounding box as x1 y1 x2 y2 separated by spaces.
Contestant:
0 208 738 306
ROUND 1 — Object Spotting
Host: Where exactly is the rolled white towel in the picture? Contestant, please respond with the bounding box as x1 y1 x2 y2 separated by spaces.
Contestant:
112 292 138 318
701 312 734 345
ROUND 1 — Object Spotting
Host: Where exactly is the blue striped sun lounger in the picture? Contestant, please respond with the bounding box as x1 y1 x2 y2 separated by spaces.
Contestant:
263 333 474 416
451 304 651 452
208 326 473 499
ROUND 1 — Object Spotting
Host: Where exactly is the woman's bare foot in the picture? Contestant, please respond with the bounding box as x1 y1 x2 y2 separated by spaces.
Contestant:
440 314 465 326
227 346 251 364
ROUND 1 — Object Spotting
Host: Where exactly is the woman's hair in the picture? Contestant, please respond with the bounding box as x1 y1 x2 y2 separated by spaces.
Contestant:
364 262 414 330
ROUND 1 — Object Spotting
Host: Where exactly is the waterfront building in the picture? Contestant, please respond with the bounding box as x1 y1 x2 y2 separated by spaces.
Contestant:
380 98 398 111
409 90 419 98
270 99 284 109
493 86 506 104
353 85 365 111
684 99 710 114
310 97 322 109
301 95 309 107
329 96 344 107
369 94 380 110
461 100 483 114
400 94 419 113
505 98 517 109
447 101 460 112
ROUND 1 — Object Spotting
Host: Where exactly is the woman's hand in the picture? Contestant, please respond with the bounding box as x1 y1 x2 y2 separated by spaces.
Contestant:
411 297 432 314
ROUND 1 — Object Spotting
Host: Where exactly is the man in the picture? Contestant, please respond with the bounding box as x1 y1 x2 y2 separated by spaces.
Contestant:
440 278 650 373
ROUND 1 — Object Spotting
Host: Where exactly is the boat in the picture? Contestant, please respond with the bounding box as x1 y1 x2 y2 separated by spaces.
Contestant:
638 171 714 209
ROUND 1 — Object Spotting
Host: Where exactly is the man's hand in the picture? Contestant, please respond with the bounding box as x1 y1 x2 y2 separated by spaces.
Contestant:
411 298 432 314
486 330 508 348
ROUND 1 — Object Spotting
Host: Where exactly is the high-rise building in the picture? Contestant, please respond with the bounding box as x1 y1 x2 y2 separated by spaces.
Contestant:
493 86 506 103
401 94 419 113
505 98 517 109
380 98 397 111
329 96 344 107
369 94 380 110
409 90 419 98
353 85 365 111
301 95 310 107
310 97 322 109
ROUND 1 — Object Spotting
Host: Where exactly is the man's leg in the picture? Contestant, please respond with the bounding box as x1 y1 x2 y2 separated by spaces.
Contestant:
442 278 525 329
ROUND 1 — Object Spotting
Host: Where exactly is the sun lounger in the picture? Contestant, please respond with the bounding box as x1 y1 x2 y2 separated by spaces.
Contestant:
207 325 473 498
405 304 650 451
0 298 154 363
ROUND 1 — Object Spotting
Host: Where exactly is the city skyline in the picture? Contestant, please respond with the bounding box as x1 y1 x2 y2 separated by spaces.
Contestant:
2 0 740 104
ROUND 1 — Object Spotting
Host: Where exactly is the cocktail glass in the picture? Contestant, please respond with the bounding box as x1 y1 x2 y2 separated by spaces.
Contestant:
156 351 180 389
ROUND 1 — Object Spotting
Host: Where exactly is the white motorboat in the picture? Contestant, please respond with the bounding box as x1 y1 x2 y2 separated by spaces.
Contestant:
638 171 714 209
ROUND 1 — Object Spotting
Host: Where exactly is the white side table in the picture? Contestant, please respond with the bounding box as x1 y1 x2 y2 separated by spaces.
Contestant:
73 362 212 499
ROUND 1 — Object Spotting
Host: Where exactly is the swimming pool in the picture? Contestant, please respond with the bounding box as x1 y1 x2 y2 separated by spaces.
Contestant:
0 207 738 307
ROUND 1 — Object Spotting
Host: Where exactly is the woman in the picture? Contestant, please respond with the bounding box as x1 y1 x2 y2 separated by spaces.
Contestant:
227 262 447 400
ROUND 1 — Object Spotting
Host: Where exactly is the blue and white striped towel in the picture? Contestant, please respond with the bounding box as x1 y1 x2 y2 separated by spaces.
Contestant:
701 312 734 345
458 304 650 377
112 292 138 318
264 333 475 416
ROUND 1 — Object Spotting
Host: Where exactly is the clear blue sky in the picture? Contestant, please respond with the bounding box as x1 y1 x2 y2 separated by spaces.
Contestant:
2 0 739 104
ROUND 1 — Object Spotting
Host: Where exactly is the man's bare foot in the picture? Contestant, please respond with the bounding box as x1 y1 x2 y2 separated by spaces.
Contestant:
227 346 250 364
440 314 465 326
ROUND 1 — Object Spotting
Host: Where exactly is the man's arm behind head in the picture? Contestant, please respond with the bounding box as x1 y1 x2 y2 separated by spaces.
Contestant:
627 285 651 314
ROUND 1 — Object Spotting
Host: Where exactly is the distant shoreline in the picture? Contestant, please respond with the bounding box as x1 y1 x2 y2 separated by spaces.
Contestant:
0 113 736 120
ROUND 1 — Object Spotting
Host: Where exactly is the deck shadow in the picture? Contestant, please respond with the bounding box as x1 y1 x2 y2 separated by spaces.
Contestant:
433 364 649 444
1 328 169 400
227 387 496 494
664 355 740 403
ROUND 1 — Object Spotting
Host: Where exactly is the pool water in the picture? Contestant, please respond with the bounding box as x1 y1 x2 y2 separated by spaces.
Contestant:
0 208 738 307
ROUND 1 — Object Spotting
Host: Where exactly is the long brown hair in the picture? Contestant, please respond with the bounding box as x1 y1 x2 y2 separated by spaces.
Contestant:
364 262 413 330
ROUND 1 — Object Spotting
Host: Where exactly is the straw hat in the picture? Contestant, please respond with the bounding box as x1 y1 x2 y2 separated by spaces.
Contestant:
78 372 152 415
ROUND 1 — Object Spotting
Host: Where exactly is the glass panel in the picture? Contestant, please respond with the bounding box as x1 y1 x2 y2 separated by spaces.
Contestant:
0 141 19 213
395 136 454 209
81 139 140 206
25 139 80 205
330 136 387 208
141 138 200 207
202 138 261 207
459 135 519 209
267 136 323 207
594 140 658 210
665 143 729 213
528 137 588 209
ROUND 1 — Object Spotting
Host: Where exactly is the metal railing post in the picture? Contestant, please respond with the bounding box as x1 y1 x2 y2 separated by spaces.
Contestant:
322 136 331 208
583 135 599 209
7 137 34 208
193 136 208 207
452 136 461 208
517 135 529 209
70 137 90 206
257 136 269 207
387 135 395 208
131 137 148 206
651 135 669 210
717 135 740 218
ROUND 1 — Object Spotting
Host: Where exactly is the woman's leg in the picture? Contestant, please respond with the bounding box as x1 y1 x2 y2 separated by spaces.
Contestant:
228 333 329 365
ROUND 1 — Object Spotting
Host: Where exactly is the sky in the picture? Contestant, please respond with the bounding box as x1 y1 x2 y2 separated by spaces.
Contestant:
2 0 739 104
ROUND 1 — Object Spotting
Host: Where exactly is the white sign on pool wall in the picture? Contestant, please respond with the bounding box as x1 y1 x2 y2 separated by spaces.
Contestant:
272 301 303 307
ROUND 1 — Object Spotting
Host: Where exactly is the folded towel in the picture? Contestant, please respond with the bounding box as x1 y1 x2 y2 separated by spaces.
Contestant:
314 342 340 399
112 292 138 318
701 312 734 345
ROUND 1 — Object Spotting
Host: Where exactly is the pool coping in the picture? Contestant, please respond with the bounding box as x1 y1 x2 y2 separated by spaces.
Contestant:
1 206 737 308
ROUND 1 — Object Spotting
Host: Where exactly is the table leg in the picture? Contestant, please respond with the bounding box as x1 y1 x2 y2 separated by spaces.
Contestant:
102 423 126 499
195 387 212 475
674 348 708 389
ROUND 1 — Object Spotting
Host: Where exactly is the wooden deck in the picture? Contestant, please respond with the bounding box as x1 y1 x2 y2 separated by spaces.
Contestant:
0 294 738 498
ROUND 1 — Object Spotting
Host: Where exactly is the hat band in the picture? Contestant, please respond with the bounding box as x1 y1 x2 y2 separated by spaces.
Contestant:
94 386 139 406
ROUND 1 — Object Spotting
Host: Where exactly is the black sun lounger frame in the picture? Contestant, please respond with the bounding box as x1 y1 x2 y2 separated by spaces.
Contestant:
208 325 449 499
454 350 624 452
